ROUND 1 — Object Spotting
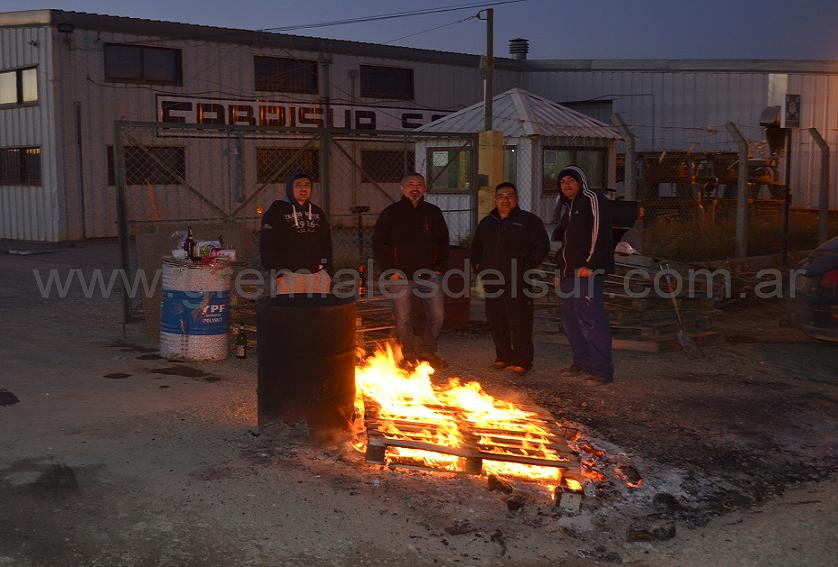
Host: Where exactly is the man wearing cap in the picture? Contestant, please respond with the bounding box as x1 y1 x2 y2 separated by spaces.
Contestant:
259 172 332 295
552 165 614 385
471 182 549 374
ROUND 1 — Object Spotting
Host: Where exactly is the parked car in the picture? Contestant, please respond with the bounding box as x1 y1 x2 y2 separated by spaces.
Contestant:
786 235 838 342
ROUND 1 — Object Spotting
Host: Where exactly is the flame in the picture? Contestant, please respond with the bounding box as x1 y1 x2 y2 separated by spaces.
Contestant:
565 478 583 492
354 344 571 490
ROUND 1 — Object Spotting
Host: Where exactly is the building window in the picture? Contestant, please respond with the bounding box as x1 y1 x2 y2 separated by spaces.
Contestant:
360 65 414 100
0 67 38 106
360 150 415 183
542 147 607 193
107 146 185 185
256 148 320 184
427 148 470 192
0 147 41 186
104 44 182 85
254 56 318 94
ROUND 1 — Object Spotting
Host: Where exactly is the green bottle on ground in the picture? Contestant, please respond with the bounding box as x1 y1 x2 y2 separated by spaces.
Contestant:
235 323 247 359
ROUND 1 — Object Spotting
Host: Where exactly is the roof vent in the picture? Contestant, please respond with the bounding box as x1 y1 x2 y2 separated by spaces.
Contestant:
509 38 529 60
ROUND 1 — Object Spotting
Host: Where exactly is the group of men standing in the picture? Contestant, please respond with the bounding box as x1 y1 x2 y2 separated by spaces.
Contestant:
259 165 615 385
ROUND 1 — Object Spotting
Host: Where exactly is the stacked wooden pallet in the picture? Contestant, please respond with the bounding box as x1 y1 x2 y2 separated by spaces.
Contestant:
536 255 721 352
363 397 579 477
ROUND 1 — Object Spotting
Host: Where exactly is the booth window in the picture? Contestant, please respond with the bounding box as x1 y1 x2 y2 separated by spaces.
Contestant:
254 56 318 94
427 148 470 193
104 44 182 85
0 147 41 186
0 67 37 106
542 148 606 193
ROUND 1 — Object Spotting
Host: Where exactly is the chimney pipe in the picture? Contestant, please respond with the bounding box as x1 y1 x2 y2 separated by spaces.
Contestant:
508 38 529 60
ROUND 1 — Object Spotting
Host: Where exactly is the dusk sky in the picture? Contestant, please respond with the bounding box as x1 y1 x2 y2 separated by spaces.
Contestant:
1 0 837 60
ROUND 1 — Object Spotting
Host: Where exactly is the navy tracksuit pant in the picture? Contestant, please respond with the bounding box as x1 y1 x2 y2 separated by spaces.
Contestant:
559 275 613 379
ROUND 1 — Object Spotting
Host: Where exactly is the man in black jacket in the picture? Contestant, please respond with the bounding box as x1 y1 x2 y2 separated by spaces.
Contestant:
259 172 332 295
552 165 614 384
373 173 449 367
471 182 549 374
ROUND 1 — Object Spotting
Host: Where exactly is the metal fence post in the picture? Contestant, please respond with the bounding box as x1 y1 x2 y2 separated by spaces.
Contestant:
232 135 243 217
726 122 749 258
113 120 132 331
611 113 637 201
470 136 480 239
809 128 830 245
319 54 331 216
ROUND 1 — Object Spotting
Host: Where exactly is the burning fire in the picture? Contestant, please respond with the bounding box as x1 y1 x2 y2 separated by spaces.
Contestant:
354 344 574 491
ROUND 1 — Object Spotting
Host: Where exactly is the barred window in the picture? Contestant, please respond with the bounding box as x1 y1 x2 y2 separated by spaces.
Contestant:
0 67 38 106
254 56 318 94
107 146 185 185
0 147 41 186
256 148 320 184
427 148 470 193
360 65 414 100
360 150 415 183
104 44 182 85
542 148 606 193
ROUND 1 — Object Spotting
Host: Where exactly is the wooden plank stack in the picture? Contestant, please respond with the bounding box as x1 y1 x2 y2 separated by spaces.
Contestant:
536 254 721 352
363 397 580 477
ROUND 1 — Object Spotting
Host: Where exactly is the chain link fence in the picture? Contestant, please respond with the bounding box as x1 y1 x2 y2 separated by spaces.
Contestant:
113 121 478 321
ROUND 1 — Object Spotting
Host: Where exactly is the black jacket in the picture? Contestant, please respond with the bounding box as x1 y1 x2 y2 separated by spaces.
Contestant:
259 199 332 274
373 197 449 277
471 207 549 284
551 172 614 278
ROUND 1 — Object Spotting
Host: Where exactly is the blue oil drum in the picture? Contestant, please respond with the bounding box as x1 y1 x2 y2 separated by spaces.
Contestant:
160 258 234 361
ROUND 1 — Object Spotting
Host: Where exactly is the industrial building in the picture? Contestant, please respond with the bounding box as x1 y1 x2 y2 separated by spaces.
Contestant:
1 9 837 242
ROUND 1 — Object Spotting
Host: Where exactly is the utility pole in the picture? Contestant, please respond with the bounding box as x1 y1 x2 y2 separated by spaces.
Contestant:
481 8 494 131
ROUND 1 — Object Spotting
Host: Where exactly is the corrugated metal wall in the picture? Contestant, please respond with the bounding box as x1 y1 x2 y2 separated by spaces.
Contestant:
51 27 520 239
522 68 838 209
522 70 769 153
788 73 838 209
0 25 58 241
5 17 838 241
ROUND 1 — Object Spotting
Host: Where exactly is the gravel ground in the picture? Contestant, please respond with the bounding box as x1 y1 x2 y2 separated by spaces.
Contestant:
1 239 836 566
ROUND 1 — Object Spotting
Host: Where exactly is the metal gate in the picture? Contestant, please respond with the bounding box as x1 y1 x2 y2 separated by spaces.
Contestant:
113 121 478 321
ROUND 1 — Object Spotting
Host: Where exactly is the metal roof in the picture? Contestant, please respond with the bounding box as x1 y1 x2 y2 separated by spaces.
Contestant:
525 59 838 74
4 11 838 74
417 87 620 139
0 9 523 70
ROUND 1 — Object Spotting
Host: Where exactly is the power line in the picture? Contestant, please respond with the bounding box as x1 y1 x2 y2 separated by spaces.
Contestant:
386 15 479 44
123 0 525 48
260 1 525 33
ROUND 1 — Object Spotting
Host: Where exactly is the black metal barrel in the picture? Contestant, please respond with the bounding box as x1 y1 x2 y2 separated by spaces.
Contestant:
256 295 356 435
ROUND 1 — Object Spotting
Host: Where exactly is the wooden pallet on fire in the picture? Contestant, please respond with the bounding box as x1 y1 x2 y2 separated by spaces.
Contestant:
362 398 580 477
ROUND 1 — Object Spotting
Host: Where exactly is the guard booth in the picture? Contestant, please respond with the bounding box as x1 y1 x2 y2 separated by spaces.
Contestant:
413 87 621 242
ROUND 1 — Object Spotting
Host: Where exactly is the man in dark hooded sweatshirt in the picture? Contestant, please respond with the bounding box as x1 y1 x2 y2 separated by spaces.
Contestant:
259 173 332 295
552 165 614 385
